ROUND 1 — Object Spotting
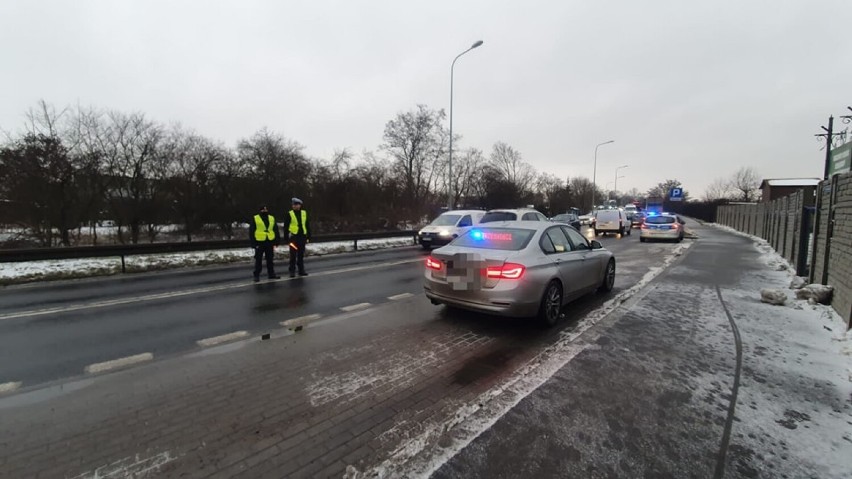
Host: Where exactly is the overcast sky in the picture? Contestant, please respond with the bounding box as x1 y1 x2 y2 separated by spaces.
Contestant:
2 0 851 197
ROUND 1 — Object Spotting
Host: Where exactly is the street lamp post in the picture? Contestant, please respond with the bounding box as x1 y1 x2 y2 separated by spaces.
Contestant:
447 40 484 209
592 140 614 210
614 165 629 203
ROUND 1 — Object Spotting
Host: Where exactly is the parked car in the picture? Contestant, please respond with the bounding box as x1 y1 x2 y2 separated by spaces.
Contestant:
423 221 616 326
639 213 684 242
594 209 631 236
550 213 581 230
418 209 485 249
480 208 549 223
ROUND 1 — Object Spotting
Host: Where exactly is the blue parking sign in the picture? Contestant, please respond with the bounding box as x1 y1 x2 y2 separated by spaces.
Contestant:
670 188 683 201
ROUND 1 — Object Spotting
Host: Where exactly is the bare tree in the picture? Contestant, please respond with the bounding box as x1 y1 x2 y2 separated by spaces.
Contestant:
97 111 164 244
489 142 536 193
381 105 447 215
703 177 733 201
446 147 485 207
729 167 760 202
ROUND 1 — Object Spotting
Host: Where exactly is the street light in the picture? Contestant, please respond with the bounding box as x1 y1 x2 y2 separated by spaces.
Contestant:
447 40 484 209
614 165 629 203
592 140 614 209
611 175 625 200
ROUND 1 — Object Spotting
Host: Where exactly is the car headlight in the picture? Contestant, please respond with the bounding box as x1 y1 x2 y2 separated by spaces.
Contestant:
438 230 451 236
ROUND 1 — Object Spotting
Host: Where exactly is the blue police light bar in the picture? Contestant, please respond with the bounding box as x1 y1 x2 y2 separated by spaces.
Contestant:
471 229 483 240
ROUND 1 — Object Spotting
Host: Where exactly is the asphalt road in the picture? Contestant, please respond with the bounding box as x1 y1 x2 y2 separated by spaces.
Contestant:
0 226 657 391
0 224 696 478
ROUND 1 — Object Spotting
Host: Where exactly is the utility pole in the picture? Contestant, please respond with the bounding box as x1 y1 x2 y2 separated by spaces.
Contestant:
815 115 845 179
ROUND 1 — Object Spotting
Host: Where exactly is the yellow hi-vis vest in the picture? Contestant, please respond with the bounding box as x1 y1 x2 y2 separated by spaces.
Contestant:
253 214 276 241
289 210 307 235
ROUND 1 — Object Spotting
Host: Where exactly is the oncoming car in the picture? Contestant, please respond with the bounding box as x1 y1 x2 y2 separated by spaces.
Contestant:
423 221 616 326
639 213 684 242
418 210 485 249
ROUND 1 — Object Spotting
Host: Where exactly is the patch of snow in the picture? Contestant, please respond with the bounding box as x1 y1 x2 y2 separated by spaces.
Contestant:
0 237 415 282
790 276 807 290
70 449 175 479
760 288 787 305
795 284 834 304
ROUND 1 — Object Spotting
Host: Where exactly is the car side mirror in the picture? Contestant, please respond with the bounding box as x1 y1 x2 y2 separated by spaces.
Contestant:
591 240 603 250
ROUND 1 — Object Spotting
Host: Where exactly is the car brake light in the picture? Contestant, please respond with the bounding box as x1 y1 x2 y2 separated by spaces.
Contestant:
641 224 649 229
486 263 525 279
671 224 679 230
425 256 442 270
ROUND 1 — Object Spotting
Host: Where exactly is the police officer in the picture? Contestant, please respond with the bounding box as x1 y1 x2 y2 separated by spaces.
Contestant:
284 197 311 277
250 205 281 282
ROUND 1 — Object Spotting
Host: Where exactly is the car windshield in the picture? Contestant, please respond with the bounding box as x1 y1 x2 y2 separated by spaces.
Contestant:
480 212 517 223
429 214 461 226
452 228 535 250
645 216 676 224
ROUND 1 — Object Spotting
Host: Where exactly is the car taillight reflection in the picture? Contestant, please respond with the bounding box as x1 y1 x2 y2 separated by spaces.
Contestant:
641 223 649 229
425 256 442 270
486 263 526 280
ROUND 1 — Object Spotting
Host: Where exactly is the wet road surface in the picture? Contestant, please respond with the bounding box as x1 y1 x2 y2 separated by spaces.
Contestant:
0 225 692 478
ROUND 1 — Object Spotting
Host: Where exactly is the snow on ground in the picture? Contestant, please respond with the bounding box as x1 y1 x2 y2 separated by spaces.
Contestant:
707 223 852 477
0 237 414 284
360 242 694 478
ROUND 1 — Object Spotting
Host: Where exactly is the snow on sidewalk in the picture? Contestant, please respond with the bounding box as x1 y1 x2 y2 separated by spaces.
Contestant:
0 237 414 283
706 223 852 478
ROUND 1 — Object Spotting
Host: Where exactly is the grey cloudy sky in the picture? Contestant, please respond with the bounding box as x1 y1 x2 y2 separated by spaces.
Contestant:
2 0 851 197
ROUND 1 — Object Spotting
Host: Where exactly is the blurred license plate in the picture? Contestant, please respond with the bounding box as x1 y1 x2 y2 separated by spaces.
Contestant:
446 253 486 291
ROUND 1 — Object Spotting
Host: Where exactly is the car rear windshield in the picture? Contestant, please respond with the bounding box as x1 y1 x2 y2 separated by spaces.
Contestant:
429 214 461 226
480 212 517 223
453 228 534 250
552 214 574 222
645 216 676 224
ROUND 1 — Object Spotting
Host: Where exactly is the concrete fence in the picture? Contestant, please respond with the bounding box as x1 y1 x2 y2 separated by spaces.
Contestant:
718 175 852 329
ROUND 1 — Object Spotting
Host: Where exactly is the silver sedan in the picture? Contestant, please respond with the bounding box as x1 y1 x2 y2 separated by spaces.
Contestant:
423 221 616 326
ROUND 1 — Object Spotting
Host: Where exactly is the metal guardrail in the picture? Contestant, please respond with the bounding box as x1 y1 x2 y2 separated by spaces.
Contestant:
0 231 418 272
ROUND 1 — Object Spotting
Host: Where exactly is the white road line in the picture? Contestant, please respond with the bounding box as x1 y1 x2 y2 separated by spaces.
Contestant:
340 302 372 312
0 258 421 321
280 313 323 328
196 331 249 347
84 353 154 374
388 293 414 301
0 381 22 394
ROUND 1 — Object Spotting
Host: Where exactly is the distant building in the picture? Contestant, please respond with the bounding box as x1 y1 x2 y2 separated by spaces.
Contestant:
759 178 820 203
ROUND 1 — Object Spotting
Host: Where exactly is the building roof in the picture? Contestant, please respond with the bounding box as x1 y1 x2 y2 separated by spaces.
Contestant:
760 178 821 188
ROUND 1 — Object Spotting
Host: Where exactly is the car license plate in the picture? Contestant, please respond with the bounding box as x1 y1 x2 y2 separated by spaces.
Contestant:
446 253 486 291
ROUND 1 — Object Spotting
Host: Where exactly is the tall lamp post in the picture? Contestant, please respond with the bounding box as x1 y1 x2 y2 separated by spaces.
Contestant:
592 140 614 210
447 40 484 209
614 165 629 203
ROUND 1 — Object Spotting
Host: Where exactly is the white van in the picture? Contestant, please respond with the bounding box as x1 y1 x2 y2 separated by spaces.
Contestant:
594 209 631 236
418 210 485 249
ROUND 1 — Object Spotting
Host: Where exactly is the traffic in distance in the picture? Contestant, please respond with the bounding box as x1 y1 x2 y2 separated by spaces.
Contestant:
418 201 687 325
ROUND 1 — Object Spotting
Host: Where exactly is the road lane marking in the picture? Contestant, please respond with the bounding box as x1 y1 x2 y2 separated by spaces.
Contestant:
388 293 414 301
0 381 22 394
84 353 154 374
340 302 371 312
0 258 421 321
280 313 323 328
196 331 249 347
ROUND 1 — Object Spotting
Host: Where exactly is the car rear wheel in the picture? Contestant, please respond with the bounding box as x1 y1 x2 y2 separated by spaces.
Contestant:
538 280 562 327
599 259 616 293
640 237 646 243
